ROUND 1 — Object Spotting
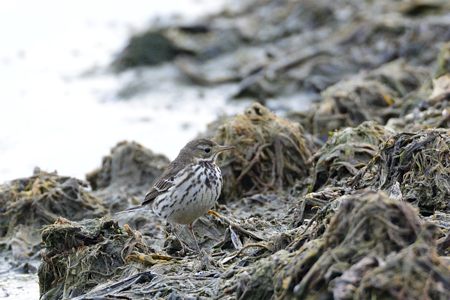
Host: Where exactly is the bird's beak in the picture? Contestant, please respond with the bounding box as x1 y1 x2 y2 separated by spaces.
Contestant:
215 145 235 153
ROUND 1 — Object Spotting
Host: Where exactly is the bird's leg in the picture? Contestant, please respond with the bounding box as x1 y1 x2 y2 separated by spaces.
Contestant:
171 224 194 255
187 223 201 253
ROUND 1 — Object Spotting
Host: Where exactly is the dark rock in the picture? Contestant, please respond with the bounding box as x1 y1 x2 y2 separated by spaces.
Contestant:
113 31 188 71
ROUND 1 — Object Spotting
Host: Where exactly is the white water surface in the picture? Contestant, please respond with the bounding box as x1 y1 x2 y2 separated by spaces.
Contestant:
0 0 240 184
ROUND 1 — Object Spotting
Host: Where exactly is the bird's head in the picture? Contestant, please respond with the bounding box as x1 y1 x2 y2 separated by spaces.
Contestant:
181 138 234 162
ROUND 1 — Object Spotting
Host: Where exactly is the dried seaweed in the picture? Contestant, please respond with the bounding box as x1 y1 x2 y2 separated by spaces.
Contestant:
386 46 450 132
312 121 393 191
310 59 429 138
354 129 450 214
86 141 169 211
0 170 106 258
214 102 312 200
38 218 150 299
15 1 450 299
357 236 450 299
234 191 450 299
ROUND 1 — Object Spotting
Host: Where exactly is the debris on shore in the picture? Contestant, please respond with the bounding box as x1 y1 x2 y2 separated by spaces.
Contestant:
353 129 450 214
214 102 312 200
0 0 449 299
39 218 153 299
86 141 169 211
0 169 105 260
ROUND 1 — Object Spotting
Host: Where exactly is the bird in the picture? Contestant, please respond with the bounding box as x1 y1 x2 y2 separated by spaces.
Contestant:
139 138 234 252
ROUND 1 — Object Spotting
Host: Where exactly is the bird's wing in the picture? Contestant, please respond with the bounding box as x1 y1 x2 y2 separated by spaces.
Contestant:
142 177 173 205
141 161 185 206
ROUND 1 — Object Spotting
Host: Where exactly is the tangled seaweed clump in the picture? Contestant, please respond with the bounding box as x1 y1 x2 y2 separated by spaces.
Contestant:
86 141 169 191
386 46 450 132
0 170 106 258
312 121 393 191
0 0 446 299
214 102 312 200
307 61 428 139
86 141 169 211
38 218 153 299
354 129 450 214
235 191 450 299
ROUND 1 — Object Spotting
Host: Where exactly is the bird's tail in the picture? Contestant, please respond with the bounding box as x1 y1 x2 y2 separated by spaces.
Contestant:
125 205 144 212
113 205 146 216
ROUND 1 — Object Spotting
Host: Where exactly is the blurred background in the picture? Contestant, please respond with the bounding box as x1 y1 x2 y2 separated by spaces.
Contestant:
0 0 237 183
3 0 448 184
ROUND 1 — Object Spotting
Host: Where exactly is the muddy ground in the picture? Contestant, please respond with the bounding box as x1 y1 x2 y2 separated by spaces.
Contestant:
1 0 449 299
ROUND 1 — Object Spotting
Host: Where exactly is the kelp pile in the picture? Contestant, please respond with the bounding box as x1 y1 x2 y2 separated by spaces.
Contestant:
233 191 450 300
34 102 450 299
0 169 105 259
113 0 449 100
0 0 448 299
311 121 393 191
39 218 153 299
86 141 169 211
303 61 429 139
354 129 450 214
214 102 312 200
386 55 450 132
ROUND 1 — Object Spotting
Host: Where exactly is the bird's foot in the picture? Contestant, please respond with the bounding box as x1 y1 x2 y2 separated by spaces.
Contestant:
207 209 221 219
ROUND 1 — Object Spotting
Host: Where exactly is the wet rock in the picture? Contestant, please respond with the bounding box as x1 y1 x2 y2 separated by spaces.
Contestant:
0 170 106 259
354 129 450 214
214 103 312 200
113 25 242 71
86 141 169 211
112 30 189 71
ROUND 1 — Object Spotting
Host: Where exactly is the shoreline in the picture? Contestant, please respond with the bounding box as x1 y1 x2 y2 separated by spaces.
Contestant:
0 0 449 299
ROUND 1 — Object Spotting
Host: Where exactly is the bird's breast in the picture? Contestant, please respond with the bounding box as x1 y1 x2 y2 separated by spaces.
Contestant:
153 162 223 224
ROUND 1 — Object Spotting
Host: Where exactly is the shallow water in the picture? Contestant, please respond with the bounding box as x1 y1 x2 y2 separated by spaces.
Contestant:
0 274 39 300
0 0 232 183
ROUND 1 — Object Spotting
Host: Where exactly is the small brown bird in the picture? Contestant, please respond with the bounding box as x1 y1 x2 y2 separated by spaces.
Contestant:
141 138 233 251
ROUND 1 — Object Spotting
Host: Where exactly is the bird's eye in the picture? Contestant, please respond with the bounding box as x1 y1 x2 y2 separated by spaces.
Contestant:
204 147 211 153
